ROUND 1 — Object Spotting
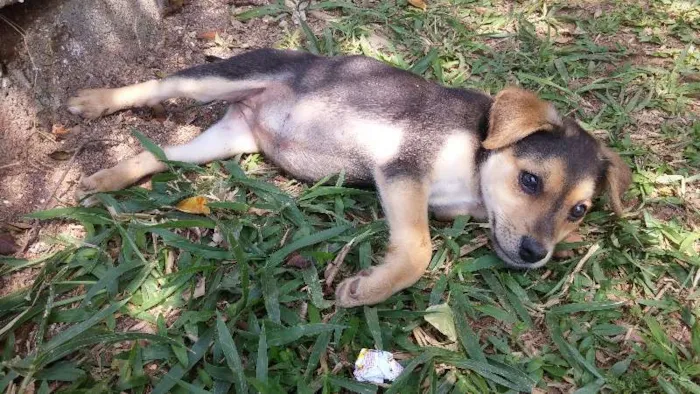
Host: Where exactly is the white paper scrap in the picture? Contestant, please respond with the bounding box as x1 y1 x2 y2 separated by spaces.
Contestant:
352 348 404 384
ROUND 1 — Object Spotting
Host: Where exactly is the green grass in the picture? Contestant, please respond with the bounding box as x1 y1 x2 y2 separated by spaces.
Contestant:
2 0 699 393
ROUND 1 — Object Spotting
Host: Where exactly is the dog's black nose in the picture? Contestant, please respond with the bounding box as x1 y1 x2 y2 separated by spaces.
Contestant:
519 236 547 264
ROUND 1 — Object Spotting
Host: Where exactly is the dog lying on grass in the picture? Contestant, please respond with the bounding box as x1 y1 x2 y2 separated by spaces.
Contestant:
67 48 632 308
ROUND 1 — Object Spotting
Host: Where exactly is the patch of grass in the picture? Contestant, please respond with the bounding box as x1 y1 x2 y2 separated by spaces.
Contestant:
2 0 699 392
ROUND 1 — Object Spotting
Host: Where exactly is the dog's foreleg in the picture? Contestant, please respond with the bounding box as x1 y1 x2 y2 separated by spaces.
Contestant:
335 173 432 307
76 105 259 200
68 75 266 119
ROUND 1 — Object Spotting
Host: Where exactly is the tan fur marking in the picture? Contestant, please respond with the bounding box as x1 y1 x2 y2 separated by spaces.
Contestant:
483 87 562 150
565 179 596 208
335 176 431 307
506 156 566 233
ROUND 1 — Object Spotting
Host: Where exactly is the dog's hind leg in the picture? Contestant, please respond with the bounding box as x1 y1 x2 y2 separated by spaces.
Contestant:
67 74 267 119
335 173 432 307
76 105 259 200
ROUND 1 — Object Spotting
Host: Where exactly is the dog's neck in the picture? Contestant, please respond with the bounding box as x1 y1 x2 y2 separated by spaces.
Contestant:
427 128 487 221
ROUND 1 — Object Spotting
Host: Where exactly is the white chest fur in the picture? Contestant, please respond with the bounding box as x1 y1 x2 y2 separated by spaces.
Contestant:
428 133 486 220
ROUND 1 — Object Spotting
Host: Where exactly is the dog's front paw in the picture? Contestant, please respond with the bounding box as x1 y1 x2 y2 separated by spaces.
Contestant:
75 169 122 203
67 88 118 119
335 268 392 308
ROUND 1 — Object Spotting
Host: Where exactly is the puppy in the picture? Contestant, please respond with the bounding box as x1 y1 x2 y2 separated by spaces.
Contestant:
67 49 632 308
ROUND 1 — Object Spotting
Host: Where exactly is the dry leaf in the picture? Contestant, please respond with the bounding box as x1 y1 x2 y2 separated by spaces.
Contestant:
51 123 69 138
407 0 426 10
210 227 224 247
151 103 166 121
3 222 32 231
176 196 211 215
193 277 206 298
163 0 185 16
49 150 73 161
286 253 312 269
197 31 219 40
0 232 17 255
424 304 457 342
324 238 356 286
248 207 272 216
459 234 488 257
554 35 573 44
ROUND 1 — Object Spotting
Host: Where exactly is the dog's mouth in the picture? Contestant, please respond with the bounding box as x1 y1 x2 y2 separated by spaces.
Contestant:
489 215 550 269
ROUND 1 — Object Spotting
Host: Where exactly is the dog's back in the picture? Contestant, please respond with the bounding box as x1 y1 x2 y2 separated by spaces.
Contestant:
173 49 492 183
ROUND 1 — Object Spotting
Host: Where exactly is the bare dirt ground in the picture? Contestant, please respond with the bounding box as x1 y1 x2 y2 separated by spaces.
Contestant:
0 0 283 252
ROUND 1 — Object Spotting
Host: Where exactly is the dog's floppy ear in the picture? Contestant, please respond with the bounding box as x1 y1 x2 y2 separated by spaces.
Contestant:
600 146 633 216
483 87 562 150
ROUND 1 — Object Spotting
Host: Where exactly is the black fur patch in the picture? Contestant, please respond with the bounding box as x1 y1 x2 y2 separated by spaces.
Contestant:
513 118 606 186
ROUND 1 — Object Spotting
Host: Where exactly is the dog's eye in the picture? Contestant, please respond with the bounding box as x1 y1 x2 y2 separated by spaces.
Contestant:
519 171 540 195
569 203 587 220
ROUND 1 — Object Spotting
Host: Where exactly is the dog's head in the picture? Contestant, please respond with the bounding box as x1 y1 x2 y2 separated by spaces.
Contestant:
479 87 632 269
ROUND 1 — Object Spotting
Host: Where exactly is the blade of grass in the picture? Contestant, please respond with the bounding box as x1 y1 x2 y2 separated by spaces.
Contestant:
364 306 383 350
216 314 247 394
262 269 280 324
40 298 129 352
450 290 486 362
257 325 268 385
151 327 215 394
267 323 345 346
265 225 351 269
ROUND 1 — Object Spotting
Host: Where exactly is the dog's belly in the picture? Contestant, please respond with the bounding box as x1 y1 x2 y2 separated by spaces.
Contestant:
252 124 373 183
251 97 408 183
428 179 486 220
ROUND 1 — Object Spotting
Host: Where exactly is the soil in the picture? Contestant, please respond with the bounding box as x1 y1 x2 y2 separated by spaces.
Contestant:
0 0 283 233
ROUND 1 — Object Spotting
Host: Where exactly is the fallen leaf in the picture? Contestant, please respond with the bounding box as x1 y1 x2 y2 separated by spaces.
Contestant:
248 207 272 216
459 234 488 257
176 196 211 215
407 0 426 10
51 123 69 138
593 7 603 18
424 303 457 342
165 250 176 274
193 277 206 298
210 227 224 247
49 150 73 161
3 222 32 231
324 238 356 286
286 253 312 269
0 232 17 255
554 35 573 44
163 0 185 16
197 31 219 40
151 103 166 121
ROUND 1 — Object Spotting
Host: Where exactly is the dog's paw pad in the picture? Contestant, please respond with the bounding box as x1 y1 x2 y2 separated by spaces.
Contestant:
335 268 383 308
335 277 363 308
